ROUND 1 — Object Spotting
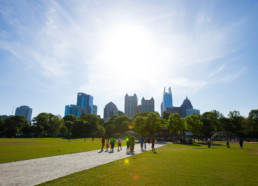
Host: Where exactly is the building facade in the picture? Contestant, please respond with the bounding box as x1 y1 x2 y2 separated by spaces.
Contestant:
103 102 118 121
15 105 32 124
140 97 155 113
65 104 85 117
186 108 200 116
124 94 138 118
93 105 98 115
161 87 173 115
76 92 93 114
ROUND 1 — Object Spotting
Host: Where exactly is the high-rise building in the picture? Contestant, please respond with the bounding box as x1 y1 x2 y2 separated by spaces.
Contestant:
76 92 93 114
93 105 98 115
65 104 85 117
103 102 118 121
140 97 155 113
124 94 138 118
15 105 32 124
186 108 200 116
180 97 193 118
161 87 173 115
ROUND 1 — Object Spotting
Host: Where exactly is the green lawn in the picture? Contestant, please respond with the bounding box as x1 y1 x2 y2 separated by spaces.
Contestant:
40 142 258 186
0 138 125 163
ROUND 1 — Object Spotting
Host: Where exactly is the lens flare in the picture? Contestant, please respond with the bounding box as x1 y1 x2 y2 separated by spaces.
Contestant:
124 158 129 165
128 125 133 129
133 174 139 180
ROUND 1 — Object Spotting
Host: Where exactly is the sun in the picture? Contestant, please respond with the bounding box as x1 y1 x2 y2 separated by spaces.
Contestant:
100 24 156 81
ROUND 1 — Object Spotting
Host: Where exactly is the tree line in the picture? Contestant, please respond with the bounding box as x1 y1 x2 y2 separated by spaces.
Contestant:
0 109 257 138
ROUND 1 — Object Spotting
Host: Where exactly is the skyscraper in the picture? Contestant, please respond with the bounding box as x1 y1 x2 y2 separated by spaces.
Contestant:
103 102 118 121
124 94 138 118
140 97 155 113
65 105 85 117
93 105 98 115
161 87 173 115
180 97 193 118
76 92 93 114
15 105 32 124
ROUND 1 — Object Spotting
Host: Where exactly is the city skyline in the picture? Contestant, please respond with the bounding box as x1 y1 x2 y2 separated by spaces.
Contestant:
0 1 257 118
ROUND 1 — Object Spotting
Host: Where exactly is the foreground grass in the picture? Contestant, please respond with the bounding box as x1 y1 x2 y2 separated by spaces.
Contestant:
40 142 258 186
0 138 125 163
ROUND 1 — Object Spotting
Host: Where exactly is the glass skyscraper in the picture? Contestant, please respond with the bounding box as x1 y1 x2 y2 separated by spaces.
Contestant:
77 92 93 114
161 87 173 115
93 105 98 115
15 105 32 124
65 105 85 117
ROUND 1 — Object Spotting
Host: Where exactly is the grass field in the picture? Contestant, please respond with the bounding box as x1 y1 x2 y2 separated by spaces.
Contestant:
0 138 125 163
40 142 258 186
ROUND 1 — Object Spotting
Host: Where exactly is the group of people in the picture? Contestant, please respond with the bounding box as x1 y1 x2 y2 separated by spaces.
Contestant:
207 138 244 148
101 136 122 152
101 136 156 153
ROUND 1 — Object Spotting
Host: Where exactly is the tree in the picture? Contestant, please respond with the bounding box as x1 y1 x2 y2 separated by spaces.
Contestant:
167 113 185 136
228 111 244 136
80 114 100 136
162 111 171 121
113 116 132 133
97 124 105 135
185 114 203 137
134 116 147 136
63 114 76 122
207 110 223 132
201 112 214 137
72 119 91 137
105 124 115 137
64 121 73 135
4 116 28 137
0 117 5 135
60 125 68 137
33 113 62 136
247 109 258 138
145 113 162 135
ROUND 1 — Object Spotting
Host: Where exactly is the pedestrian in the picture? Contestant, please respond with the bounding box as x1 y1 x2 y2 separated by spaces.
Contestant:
126 137 130 152
118 136 122 151
207 138 211 148
212 140 214 148
130 136 135 153
106 139 110 152
226 139 230 148
110 137 115 152
239 138 243 148
101 136 105 151
144 140 147 151
151 137 156 153
140 136 144 151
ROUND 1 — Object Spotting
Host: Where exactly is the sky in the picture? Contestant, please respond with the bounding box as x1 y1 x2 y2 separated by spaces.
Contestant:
0 0 257 119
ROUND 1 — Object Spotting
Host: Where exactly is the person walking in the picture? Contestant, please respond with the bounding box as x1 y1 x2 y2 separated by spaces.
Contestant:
110 137 115 152
130 136 135 153
207 138 211 148
118 136 122 151
126 137 130 152
140 136 144 151
101 136 105 151
151 137 156 153
239 138 243 148
106 139 110 152
226 139 230 148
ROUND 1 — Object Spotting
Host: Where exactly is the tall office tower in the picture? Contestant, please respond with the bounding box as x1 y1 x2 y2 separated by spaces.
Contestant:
15 105 32 124
103 102 118 121
93 105 98 115
180 97 193 118
76 92 93 114
161 87 173 115
124 94 138 118
140 97 155 113
65 105 85 117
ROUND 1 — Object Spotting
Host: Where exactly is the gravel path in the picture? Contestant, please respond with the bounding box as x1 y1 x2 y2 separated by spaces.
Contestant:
0 143 167 186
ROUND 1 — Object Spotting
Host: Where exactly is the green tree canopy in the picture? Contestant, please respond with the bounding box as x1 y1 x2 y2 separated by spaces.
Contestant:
185 114 203 137
134 116 147 136
4 116 28 137
167 113 185 135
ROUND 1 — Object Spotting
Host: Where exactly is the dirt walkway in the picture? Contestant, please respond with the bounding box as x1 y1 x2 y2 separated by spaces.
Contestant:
0 143 167 186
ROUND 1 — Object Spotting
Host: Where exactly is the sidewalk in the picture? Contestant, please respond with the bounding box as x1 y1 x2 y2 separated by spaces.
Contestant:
0 143 167 186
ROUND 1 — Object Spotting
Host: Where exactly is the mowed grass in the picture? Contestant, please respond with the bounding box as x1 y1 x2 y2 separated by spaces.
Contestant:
0 138 125 163
40 142 258 186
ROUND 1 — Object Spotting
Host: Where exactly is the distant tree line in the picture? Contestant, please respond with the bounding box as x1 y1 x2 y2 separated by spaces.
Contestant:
0 109 257 138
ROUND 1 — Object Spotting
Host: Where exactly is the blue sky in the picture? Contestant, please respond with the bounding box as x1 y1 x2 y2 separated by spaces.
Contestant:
0 0 257 118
